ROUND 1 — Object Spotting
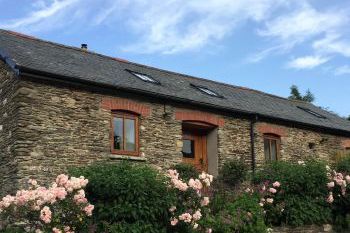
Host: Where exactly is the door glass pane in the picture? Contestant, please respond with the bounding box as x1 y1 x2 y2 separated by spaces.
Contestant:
125 119 136 151
113 117 123 150
264 138 270 161
270 140 277 161
182 139 195 158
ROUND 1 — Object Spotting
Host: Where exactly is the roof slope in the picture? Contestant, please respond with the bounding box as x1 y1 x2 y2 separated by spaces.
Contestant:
1 29 350 134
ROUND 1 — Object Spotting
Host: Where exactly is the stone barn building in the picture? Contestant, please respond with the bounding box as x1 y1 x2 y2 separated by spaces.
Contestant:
1 29 350 195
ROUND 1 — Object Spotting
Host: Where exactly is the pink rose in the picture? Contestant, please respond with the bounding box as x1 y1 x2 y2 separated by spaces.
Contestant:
84 204 94 216
346 175 350 183
327 181 335 189
40 206 52 224
269 188 277 194
327 192 334 203
201 197 210 206
179 213 192 223
272 181 281 188
192 210 202 221
266 198 274 204
170 218 178 226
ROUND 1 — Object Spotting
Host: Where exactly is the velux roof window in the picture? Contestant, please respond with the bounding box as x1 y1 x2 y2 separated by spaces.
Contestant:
297 106 326 119
128 70 160 84
191 84 222 98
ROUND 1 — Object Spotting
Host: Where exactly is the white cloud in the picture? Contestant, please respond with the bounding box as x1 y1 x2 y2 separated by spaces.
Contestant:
121 0 288 54
287 56 329 69
313 33 350 57
251 3 349 63
0 0 80 31
258 5 346 43
335 65 350 75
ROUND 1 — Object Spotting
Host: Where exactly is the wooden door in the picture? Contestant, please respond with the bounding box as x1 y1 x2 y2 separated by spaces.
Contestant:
182 132 207 172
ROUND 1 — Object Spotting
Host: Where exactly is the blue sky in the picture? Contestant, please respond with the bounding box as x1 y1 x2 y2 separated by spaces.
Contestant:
0 0 349 117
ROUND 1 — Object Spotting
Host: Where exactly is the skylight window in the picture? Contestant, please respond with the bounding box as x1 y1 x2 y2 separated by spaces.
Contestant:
191 84 222 98
128 70 160 84
297 106 326 119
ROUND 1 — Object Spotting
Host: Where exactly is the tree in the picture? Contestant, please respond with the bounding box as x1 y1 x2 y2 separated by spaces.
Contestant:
288 85 315 103
347 116 350 121
302 89 315 103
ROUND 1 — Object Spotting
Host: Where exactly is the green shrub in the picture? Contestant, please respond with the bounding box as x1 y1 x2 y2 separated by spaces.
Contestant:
211 193 267 233
171 163 199 181
0 227 25 233
70 162 175 233
336 156 350 173
219 159 248 187
99 221 165 233
253 160 331 226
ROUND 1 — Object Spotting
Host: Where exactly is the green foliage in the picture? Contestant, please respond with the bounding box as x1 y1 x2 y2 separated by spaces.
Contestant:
99 221 166 233
171 163 199 181
0 227 25 233
253 160 331 226
219 159 248 187
70 162 175 233
336 156 350 173
288 85 315 103
211 193 267 233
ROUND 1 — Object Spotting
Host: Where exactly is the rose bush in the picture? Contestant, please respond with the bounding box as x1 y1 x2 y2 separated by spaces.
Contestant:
0 175 93 233
167 169 213 233
326 166 350 230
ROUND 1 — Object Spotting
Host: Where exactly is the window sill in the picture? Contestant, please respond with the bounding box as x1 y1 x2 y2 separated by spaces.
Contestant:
108 154 147 161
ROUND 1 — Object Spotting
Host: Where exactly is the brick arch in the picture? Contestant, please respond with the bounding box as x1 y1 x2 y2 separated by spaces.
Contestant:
101 97 150 116
256 123 286 137
175 110 224 127
342 139 350 149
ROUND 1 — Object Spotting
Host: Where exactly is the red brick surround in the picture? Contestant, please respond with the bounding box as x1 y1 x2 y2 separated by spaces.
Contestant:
101 97 151 116
256 123 286 137
175 110 224 126
342 139 350 148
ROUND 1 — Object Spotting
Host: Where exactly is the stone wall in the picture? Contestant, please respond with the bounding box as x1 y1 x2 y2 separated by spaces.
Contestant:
0 62 19 195
255 122 344 167
218 116 251 167
13 78 185 187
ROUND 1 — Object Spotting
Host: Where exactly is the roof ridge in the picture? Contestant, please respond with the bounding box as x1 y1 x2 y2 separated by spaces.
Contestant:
1 29 130 63
0 29 309 105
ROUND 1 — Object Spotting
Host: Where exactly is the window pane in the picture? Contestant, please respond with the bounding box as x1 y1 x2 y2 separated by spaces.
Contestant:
113 117 123 150
182 139 195 158
264 139 270 161
270 140 277 161
125 119 136 151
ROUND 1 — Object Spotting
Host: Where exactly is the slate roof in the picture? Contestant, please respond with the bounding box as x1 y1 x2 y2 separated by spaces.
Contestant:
1 29 350 134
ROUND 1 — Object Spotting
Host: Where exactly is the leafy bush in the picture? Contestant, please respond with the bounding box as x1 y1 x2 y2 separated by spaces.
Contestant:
336 156 350 173
211 193 267 233
253 160 331 226
70 162 174 233
171 163 199 181
219 159 248 187
0 175 93 233
0 227 25 233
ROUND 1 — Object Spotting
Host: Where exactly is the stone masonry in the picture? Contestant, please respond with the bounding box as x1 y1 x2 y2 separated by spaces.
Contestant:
0 62 20 195
0 61 350 195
